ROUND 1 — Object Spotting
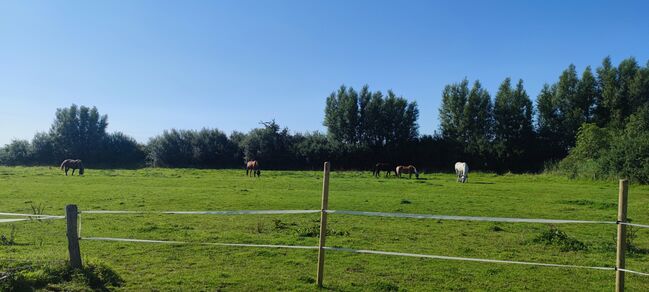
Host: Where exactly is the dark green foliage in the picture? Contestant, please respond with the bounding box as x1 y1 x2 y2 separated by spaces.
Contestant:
439 78 470 142
0 225 17 245
439 79 498 169
100 132 146 168
239 120 296 169
559 107 649 183
49 104 108 161
0 260 123 291
324 85 419 148
493 78 535 171
490 225 504 232
0 105 145 168
0 140 32 166
533 226 588 252
147 128 240 168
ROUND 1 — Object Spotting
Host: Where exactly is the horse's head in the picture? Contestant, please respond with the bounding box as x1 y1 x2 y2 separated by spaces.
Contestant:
79 167 85 175
256 169 261 177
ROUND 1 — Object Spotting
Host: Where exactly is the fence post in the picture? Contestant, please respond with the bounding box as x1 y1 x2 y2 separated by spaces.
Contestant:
616 179 628 292
66 204 82 269
316 161 330 288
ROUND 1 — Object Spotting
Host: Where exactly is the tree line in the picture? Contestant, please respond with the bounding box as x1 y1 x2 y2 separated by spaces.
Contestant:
1 56 648 179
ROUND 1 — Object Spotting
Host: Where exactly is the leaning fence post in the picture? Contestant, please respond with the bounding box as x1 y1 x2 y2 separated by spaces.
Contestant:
316 161 330 288
66 204 82 269
616 179 628 292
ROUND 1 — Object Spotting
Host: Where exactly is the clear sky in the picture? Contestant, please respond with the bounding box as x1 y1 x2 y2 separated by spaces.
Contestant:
1 0 648 146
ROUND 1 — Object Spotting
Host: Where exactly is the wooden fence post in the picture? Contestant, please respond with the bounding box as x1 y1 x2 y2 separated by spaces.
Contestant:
66 204 82 269
316 161 330 288
616 179 628 292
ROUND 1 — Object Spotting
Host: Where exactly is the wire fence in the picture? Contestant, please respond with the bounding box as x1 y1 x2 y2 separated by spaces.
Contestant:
71 207 649 278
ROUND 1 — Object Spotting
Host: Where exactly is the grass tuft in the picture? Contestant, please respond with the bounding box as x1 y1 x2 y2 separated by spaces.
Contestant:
0 260 123 291
533 226 588 251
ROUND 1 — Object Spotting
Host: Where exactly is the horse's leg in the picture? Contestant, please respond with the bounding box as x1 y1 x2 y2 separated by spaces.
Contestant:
72 168 75 176
65 167 68 176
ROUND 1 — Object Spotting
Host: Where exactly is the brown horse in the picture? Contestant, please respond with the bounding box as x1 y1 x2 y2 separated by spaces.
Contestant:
396 165 418 179
373 163 395 177
246 160 260 177
60 159 84 176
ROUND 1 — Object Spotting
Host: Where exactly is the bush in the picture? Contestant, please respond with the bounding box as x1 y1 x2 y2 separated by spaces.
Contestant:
558 109 649 183
0 260 123 291
533 226 588 252
0 140 32 166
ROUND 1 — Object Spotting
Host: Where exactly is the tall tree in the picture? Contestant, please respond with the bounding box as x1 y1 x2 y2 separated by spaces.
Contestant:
324 85 359 144
325 85 418 149
555 64 581 148
461 80 493 162
493 78 534 170
439 78 470 142
49 105 108 160
595 56 618 127
614 58 640 126
575 66 598 123
536 83 565 159
630 61 649 110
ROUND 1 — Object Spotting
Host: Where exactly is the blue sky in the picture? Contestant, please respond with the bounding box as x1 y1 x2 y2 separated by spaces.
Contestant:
1 0 648 145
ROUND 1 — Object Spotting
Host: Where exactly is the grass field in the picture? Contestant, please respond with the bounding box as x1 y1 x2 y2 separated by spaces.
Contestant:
1 166 649 291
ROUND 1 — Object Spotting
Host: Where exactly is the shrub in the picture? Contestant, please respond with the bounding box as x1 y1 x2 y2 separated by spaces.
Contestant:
0 260 123 291
533 226 588 252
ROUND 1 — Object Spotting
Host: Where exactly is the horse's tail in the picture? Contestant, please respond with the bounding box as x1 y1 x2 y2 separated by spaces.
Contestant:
60 160 67 170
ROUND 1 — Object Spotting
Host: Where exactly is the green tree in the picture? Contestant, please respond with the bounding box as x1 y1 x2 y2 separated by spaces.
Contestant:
439 78 470 142
0 140 32 165
576 66 598 123
493 78 534 170
594 56 617 126
555 64 581 148
461 81 493 163
630 61 649 110
241 120 295 169
536 83 565 159
323 85 359 144
49 104 108 161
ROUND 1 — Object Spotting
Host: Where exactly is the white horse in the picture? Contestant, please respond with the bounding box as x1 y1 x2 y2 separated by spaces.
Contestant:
454 162 468 183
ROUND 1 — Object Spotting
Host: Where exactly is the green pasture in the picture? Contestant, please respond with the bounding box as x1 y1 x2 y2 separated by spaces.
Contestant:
1 166 649 291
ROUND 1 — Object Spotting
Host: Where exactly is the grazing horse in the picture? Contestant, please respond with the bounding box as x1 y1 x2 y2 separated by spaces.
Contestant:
396 165 419 179
60 159 84 176
246 160 261 177
373 163 395 177
455 162 468 183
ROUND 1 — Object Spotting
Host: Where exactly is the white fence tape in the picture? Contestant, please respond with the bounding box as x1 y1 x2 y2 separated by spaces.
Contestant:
80 210 321 215
621 222 649 229
0 212 63 218
619 268 649 277
0 218 30 223
79 236 623 274
324 247 614 271
81 236 319 250
326 210 616 225
0 214 64 224
78 209 623 226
